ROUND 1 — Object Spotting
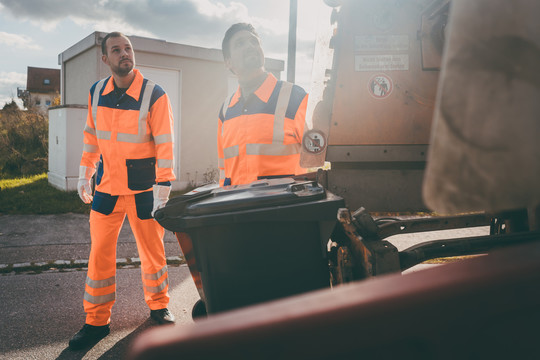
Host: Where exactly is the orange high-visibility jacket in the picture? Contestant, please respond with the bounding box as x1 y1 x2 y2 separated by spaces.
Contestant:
81 69 175 195
217 73 308 186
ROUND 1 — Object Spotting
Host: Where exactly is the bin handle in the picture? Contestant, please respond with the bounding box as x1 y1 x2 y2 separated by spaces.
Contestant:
287 181 322 194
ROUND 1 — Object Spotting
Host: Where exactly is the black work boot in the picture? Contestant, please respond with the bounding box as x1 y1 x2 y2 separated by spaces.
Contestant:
68 324 110 350
150 308 176 325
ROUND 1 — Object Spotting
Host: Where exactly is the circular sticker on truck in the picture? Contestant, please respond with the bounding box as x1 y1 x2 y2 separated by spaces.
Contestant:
302 129 327 154
368 73 393 99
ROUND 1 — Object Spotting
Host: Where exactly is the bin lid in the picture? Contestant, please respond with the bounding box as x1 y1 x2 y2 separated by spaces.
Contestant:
155 178 345 231
184 178 326 216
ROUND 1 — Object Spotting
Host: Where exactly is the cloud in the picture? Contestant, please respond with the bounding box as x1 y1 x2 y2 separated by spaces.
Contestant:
0 31 42 50
0 71 26 108
193 0 249 20
0 71 26 86
0 0 104 21
0 0 323 91
0 0 227 44
0 0 287 49
71 17 156 39
0 95 23 109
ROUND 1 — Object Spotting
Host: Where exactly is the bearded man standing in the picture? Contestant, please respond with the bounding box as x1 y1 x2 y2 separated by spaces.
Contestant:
69 31 176 350
217 23 308 186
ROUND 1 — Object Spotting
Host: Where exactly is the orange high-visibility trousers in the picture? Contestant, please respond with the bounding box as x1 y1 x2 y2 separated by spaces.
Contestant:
83 194 170 326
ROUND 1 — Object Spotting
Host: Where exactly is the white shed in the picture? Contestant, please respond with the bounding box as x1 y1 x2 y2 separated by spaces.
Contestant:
48 31 284 191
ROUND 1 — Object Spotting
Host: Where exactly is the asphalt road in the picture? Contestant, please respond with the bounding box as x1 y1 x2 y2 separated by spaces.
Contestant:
0 213 490 359
0 213 181 265
0 214 199 360
0 266 199 360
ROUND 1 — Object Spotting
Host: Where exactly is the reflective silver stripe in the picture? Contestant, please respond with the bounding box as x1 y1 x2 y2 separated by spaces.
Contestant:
86 275 116 288
246 142 301 156
84 291 116 304
157 158 173 168
154 133 172 145
219 169 225 179
84 275 116 305
96 130 111 140
143 265 169 294
91 79 107 124
244 82 300 157
91 79 112 141
221 82 296 160
116 132 152 143
117 81 156 143
144 277 169 294
84 124 96 136
272 82 293 143
143 265 168 281
218 158 224 167
83 143 99 153
224 145 239 159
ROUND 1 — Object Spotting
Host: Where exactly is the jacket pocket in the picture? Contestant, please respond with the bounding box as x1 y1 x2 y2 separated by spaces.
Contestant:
126 157 156 191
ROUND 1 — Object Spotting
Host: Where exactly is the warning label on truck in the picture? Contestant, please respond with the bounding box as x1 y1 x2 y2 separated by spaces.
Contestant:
302 129 327 154
368 74 393 99
355 35 409 52
355 54 409 71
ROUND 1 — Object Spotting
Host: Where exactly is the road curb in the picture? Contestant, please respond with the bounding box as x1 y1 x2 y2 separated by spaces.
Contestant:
0 256 186 275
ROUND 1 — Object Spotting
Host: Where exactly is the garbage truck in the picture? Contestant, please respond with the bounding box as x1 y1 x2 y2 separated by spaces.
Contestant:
130 0 540 358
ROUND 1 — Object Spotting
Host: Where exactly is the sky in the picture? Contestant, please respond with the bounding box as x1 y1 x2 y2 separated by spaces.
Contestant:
0 0 332 108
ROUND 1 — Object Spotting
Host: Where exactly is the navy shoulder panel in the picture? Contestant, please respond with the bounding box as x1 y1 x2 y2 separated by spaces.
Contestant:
149 81 167 108
89 81 98 95
291 83 307 100
219 95 236 122
285 82 307 119
222 81 307 122
90 77 111 105
219 102 225 122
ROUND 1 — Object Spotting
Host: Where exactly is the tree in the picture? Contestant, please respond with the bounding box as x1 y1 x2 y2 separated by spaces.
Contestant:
2 100 20 111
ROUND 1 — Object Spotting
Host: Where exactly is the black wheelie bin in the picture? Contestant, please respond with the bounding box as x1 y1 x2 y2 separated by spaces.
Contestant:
154 178 345 315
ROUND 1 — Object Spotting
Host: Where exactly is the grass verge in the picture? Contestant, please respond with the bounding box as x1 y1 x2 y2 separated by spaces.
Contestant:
0 173 91 215
0 173 190 215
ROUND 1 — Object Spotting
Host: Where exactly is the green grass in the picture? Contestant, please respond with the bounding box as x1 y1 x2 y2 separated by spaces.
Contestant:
0 173 91 215
0 173 190 215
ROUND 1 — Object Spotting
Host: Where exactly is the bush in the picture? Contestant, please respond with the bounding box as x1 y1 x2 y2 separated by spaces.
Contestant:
0 103 48 178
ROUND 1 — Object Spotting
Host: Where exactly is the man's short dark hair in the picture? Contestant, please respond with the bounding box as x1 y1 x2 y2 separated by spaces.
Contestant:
101 31 127 55
222 23 259 60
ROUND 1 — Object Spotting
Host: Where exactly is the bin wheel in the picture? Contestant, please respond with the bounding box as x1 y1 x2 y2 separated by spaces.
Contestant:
192 299 207 320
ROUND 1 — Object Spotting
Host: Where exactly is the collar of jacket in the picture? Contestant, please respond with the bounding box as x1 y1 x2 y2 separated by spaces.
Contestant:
101 68 144 102
229 72 277 108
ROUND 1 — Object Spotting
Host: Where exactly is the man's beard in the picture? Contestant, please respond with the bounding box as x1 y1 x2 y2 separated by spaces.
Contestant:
113 60 134 76
243 55 264 71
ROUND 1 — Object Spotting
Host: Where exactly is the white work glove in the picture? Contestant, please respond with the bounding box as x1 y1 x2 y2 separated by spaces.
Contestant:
77 166 96 204
152 184 171 217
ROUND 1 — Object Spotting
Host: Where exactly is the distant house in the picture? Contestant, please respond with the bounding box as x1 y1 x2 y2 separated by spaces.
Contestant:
18 66 60 113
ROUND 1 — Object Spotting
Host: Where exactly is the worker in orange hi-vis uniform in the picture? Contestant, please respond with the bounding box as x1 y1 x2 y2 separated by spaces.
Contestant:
69 31 176 351
217 23 308 187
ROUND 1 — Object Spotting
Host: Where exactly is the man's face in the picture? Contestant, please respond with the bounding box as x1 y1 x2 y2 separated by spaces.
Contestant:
225 30 264 75
102 35 135 77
